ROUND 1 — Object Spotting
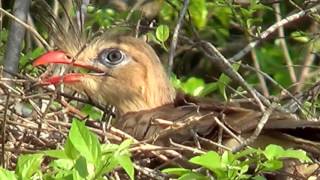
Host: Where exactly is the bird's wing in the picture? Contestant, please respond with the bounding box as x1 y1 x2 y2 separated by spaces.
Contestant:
116 95 320 148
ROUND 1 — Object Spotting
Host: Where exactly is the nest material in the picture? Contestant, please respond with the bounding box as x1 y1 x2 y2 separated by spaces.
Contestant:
0 74 320 179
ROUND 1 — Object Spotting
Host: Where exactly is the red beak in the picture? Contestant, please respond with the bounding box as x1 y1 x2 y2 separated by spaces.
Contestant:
33 51 102 85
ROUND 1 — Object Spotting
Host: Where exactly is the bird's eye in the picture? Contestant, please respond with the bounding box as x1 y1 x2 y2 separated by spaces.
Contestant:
98 48 125 66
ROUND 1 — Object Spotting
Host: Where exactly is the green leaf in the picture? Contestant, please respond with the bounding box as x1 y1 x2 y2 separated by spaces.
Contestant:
263 144 311 163
221 151 231 169
170 74 182 89
116 139 134 179
189 151 224 176
252 176 267 180
0 168 17 180
291 31 310 43
156 25 170 42
96 140 133 179
240 165 249 175
261 160 283 171
20 48 45 67
234 148 257 160
15 154 43 179
64 137 80 160
95 153 119 177
42 149 68 159
74 156 89 178
69 119 101 164
282 149 312 163
163 167 208 179
263 144 285 160
49 159 74 171
181 77 205 96
101 144 120 154
217 62 241 100
199 82 218 96
172 75 218 97
189 0 208 29
162 167 192 176
81 104 102 121
146 32 161 46
179 172 209 180
116 155 134 180
118 139 133 151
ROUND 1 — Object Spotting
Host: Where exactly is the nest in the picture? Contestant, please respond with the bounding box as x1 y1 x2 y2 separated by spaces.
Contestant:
0 69 320 179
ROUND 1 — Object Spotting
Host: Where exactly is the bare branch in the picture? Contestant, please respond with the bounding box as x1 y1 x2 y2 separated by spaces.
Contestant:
168 0 190 74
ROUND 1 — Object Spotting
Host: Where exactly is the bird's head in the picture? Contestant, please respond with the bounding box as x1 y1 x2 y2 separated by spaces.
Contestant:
33 36 176 115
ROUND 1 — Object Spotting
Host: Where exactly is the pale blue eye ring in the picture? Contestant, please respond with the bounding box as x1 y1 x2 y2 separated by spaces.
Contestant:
98 48 124 66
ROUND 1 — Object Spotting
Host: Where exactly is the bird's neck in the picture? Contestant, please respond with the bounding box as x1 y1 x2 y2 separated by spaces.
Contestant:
116 91 175 115
116 67 176 115
118 81 175 115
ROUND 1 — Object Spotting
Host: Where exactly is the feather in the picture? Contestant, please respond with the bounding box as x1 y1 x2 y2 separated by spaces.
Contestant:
32 0 86 55
116 93 320 153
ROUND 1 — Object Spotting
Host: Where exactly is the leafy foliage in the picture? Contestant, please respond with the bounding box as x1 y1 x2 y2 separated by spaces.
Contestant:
0 120 134 180
172 62 240 99
163 144 311 180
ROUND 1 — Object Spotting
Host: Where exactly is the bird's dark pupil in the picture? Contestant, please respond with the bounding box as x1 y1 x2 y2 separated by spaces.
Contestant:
108 50 122 62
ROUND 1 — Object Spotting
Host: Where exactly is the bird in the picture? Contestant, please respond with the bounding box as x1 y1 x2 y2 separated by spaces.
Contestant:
32 34 320 148
32 1 320 151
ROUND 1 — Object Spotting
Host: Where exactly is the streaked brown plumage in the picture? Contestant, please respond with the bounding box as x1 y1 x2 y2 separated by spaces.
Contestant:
32 1 320 151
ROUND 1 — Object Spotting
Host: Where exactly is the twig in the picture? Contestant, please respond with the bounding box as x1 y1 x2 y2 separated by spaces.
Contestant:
130 143 184 163
134 164 167 180
197 136 232 151
167 0 190 74
27 14 44 48
199 41 267 111
232 103 276 152
179 36 300 113
37 94 55 137
169 139 205 154
250 46 269 96
273 2 297 84
296 23 318 92
1 91 10 168
109 127 138 143
126 0 147 21
213 117 243 144
284 80 320 114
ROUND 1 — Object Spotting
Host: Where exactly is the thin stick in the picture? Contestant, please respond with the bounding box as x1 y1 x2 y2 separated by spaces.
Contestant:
273 3 297 84
200 41 267 111
232 103 276 152
1 92 10 168
197 136 232 151
126 0 147 21
213 117 243 144
250 46 269 96
296 23 318 92
167 0 190 74
169 139 205 154
134 164 167 180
